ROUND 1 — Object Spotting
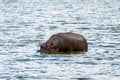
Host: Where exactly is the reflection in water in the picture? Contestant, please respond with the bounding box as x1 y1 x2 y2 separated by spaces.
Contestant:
0 0 120 80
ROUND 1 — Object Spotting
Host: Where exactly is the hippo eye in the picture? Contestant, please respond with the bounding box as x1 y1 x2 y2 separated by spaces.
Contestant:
46 45 49 48
46 44 51 48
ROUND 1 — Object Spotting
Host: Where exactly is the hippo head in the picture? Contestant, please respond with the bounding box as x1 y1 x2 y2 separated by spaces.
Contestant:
39 42 59 53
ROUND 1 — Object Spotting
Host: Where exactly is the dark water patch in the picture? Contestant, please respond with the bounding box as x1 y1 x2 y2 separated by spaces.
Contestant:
76 27 90 30
15 75 30 80
113 75 120 77
49 26 58 30
60 21 90 25
94 57 105 61
75 78 95 80
15 58 33 62
6 25 21 28
75 61 97 65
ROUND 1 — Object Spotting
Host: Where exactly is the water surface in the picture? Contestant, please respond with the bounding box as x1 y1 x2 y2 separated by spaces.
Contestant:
0 0 120 80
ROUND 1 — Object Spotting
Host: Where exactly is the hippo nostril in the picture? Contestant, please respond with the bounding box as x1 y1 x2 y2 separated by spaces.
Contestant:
40 45 44 48
40 45 42 48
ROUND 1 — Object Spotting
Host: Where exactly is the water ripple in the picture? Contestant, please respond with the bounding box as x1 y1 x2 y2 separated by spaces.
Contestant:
0 0 120 80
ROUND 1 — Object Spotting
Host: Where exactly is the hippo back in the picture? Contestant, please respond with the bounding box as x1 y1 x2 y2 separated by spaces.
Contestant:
47 32 88 52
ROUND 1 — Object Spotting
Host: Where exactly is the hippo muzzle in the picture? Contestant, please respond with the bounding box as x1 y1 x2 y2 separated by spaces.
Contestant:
39 43 59 53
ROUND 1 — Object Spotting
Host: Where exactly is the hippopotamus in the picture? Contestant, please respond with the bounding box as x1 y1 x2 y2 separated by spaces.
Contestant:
37 32 88 54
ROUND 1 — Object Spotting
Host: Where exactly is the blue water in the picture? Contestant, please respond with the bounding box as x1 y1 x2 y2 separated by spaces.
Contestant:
0 0 120 80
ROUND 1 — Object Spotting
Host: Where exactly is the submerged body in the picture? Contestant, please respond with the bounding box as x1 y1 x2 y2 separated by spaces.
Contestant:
38 32 88 54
